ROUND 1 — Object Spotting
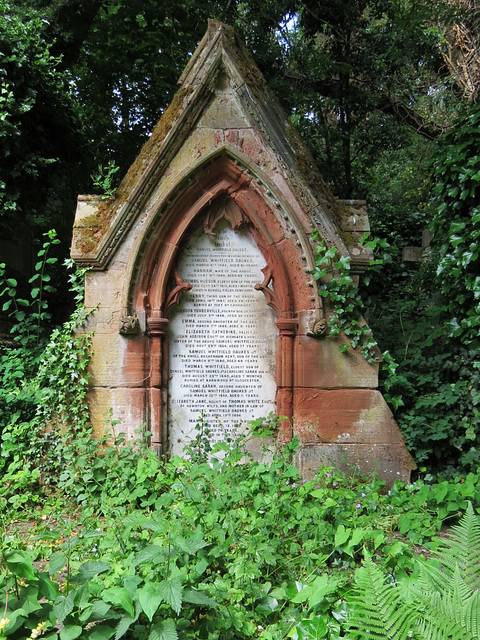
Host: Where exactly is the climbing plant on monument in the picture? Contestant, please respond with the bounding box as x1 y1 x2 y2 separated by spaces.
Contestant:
369 105 480 475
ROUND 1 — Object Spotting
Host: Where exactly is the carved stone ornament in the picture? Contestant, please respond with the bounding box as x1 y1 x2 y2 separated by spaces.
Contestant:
204 197 248 239
165 271 192 314
307 315 327 339
254 263 282 316
119 315 140 336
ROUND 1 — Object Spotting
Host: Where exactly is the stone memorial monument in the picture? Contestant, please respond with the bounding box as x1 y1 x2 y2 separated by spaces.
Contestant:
71 20 415 483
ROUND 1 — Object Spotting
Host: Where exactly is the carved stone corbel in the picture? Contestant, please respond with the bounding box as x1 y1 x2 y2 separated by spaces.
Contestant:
119 315 140 335
307 315 327 339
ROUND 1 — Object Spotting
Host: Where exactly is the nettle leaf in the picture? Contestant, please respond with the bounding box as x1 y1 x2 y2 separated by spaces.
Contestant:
133 544 165 567
174 536 209 555
157 576 183 615
54 591 76 622
78 599 111 623
150 618 178 640
183 589 217 608
142 516 169 534
114 613 136 640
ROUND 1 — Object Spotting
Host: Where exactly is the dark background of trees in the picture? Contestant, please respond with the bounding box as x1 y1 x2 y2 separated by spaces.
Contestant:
1 0 479 476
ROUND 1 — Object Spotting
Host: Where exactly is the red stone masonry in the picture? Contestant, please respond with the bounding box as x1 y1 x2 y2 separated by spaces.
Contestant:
71 20 415 484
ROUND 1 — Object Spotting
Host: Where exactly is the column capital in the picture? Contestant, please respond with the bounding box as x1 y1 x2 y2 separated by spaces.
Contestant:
147 317 169 336
276 318 298 335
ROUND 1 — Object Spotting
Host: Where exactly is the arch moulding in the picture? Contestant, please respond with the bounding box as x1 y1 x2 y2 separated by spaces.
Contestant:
125 151 316 453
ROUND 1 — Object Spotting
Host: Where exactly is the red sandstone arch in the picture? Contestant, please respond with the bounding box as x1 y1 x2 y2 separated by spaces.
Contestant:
127 153 313 454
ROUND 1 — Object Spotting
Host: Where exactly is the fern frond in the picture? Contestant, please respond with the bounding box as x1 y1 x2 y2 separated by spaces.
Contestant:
434 502 480 591
414 619 447 640
463 589 480 638
347 550 413 640
414 618 452 640
410 565 480 640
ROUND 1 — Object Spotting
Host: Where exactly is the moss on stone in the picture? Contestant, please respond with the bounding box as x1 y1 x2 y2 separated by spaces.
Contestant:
74 86 194 257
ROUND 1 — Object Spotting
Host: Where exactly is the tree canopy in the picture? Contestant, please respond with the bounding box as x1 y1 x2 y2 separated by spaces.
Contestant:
1 0 479 475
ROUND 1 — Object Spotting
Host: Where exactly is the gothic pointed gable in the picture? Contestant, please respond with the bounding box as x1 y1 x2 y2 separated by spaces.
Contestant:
71 20 415 485
71 20 369 274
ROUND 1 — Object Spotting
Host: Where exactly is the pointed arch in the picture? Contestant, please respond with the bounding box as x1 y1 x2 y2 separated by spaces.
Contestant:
123 148 321 322
120 150 314 451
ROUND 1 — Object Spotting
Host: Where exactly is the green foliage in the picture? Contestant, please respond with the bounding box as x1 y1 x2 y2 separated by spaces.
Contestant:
91 161 120 200
347 550 412 640
3 414 480 639
432 105 480 351
346 503 480 640
0 236 93 509
363 104 480 476
0 1 83 242
311 232 395 365
0 231 61 441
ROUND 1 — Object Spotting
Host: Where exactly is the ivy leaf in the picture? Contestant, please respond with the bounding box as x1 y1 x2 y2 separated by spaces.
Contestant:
18 586 42 614
256 596 279 613
334 524 351 547
87 625 116 639
6 551 36 580
38 572 59 600
289 617 327 639
48 552 67 575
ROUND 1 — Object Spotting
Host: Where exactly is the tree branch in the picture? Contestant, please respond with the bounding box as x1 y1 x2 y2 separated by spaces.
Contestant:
283 72 447 140
376 94 447 140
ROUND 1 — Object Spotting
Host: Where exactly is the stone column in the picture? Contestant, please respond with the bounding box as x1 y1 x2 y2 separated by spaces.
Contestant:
146 316 169 457
275 317 298 442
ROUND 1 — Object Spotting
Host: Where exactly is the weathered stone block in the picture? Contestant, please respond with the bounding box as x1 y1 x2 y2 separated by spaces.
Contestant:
293 388 405 445
294 327 379 389
87 387 147 440
295 443 415 485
